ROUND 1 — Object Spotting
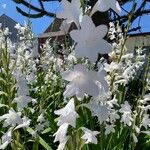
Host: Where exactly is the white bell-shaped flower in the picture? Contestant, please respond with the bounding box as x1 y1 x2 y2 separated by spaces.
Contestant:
62 65 101 99
57 0 82 28
91 0 121 16
70 16 112 62
81 127 99 144
54 99 79 127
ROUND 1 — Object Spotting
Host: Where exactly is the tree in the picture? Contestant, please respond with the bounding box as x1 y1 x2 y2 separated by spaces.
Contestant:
12 0 150 32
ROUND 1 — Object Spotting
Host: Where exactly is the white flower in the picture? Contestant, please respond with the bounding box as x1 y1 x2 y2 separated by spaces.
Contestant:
109 111 120 123
54 99 79 127
91 0 121 16
36 123 45 132
70 15 112 62
141 114 150 129
57 0 82 28
0 109 22 127
67 52 77 63
0 130 12 150
81 127 99 144
119 101 132 113
86 100 110 124
107 95 119 108
4 28 10 36
30 130 37 138
132 133 138 143
141 131 150 135
120 112 133 126
15 116 31 130
14 73 29 96
97 67 109 92
104 62 120 73
15 23 21 30
62 65 101 99
119 101 133 126
57 137 69 150
57 111 79 128
105 124 115 135
37 114 45 123
139 94 150 104
54 123 69 143
13 95 32 110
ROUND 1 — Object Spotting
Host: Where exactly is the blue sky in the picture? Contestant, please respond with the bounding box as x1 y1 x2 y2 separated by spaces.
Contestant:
0 0 150 35
0 0 61 36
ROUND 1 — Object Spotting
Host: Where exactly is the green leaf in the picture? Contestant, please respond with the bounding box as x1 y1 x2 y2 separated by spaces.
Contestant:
0 77 6 84
0 91 8 97
42 127 52 135
27 127 52 150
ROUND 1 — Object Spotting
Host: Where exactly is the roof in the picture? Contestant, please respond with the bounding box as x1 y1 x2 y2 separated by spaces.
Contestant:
129 32 150 37
44 18 63 33
0 14 19 42
39 18 76 39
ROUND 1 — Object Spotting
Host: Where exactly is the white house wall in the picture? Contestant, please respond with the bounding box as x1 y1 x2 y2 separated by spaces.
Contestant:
126 34 150 51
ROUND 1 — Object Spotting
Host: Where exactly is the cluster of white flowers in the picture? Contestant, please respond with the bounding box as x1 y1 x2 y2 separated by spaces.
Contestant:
52 0 150 149
0 109 30 149
0 0 149 149
52 0 121 149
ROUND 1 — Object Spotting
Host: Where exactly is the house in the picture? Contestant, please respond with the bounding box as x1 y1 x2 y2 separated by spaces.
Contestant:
39 18 150 52
38 18 76 48
0 14 19 43
126 32 150 51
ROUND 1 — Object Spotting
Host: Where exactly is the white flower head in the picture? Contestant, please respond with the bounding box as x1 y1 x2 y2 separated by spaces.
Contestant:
109 111 120 123
62 64 101 99
119 101 133 126
13 72 29 96
57 0 82 28
119 101 132 113
57 137 69 150
54 99 79 127
0 130 12 150
70 15 112 62
132 133 138 143
81 127 99 144
105 124 115 135
15 116 31 130
104 62 120 73
86 100 110 124
54 123 69 143
37 114 45 123
15 23 21 30
141 114 150 129
107 95 119 108
0 109 22 127
36 123 45 132
97 67 109 92
13 95 32 110
91 0 121 16
120 112 133 126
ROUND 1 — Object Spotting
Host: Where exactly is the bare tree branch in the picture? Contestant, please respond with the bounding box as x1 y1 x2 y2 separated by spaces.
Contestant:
13 0 56 17
16 7 45 18
12 0 150 32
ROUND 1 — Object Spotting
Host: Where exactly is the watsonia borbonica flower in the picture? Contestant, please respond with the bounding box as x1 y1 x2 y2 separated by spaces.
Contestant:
62 64 107 99
54 98 79 127
91 0 121 16
56 0 82 28
70 15 112 62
